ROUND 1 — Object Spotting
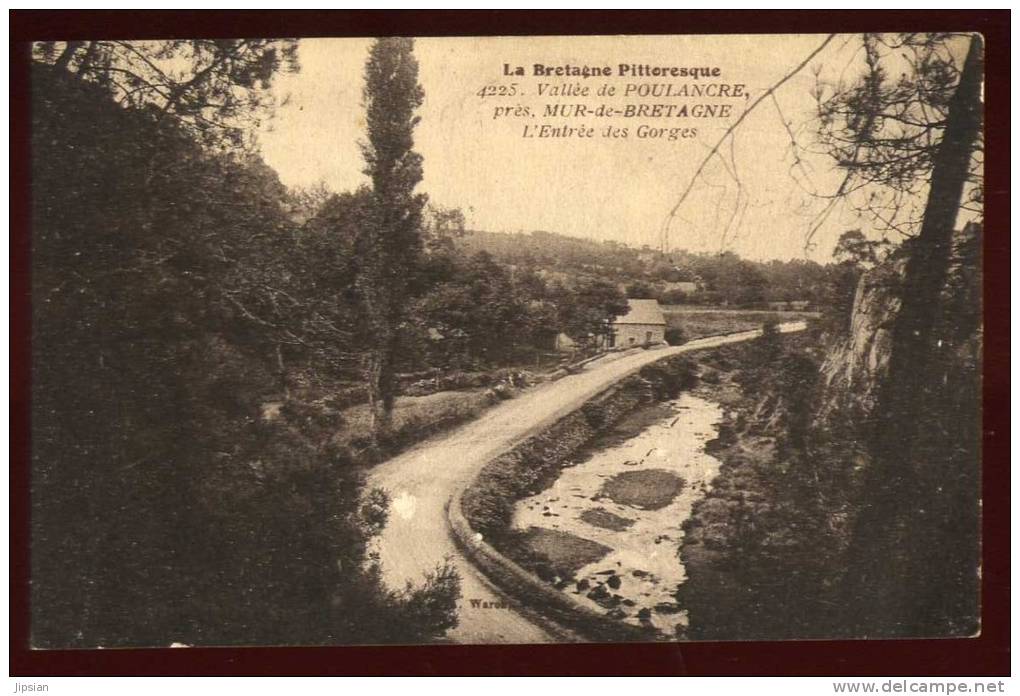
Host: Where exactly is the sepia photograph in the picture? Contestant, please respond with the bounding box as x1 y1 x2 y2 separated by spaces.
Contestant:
21 24 988 655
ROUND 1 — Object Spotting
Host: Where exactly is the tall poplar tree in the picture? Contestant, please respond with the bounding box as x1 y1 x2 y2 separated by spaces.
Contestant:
356 38 427 434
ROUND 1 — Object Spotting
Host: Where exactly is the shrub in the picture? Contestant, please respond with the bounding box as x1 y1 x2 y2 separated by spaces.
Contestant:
665 327 687 346
659 289 690 305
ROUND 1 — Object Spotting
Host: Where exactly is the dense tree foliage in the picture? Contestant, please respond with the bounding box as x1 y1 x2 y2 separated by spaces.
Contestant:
816 229 892 337
414 251 533 366
30 59 459 647
814 33 982 238
624 281 659 299
554 278 630 349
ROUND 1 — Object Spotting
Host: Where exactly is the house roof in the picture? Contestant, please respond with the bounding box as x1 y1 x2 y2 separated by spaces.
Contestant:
613 299 666 326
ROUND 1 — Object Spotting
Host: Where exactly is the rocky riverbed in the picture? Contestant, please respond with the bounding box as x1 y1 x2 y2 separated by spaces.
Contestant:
511 392 724 637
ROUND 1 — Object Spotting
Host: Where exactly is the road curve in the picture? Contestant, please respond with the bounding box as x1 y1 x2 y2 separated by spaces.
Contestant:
368 321 807 644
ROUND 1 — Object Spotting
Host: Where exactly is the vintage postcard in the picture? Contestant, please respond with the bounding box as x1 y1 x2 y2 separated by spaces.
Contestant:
28 32 983 648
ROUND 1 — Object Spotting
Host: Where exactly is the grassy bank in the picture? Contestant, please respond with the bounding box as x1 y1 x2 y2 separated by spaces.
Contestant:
676 328 858 640
334 388 503 458
662 306 818 341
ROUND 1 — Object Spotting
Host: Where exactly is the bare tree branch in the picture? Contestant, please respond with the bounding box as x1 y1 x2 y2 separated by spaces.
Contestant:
660 33 837 252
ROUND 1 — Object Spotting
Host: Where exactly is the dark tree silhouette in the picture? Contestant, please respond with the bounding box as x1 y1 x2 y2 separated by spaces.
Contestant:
670 33 983 640
34 39 299 147
30 43 461 647
833 34 984 637
813 33 983 242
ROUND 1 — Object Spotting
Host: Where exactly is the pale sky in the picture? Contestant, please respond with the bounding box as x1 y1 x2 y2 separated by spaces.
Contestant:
256 34 965 262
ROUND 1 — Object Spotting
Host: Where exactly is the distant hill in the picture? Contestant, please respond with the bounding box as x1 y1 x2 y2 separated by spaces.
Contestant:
456 229 647 278
455 229 832 308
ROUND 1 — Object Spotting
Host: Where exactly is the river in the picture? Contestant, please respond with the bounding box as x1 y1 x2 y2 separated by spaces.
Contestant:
511 392 724 638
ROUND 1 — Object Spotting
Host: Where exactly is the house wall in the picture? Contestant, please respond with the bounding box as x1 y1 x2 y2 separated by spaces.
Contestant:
612 323 665 347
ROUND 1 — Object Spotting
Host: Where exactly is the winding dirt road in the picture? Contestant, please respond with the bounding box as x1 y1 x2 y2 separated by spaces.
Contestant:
368 321 806 643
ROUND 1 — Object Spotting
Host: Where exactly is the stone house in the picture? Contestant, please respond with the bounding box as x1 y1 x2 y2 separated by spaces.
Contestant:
607 299 666 348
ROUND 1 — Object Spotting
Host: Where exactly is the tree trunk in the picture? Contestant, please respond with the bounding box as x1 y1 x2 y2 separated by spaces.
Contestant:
76 41 99 76
276 343 289 398
840 35 983 637
362 348 391 440
53 41 83 72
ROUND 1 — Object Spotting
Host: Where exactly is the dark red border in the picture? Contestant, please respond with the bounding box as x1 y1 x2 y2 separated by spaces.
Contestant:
9 10 1010 676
